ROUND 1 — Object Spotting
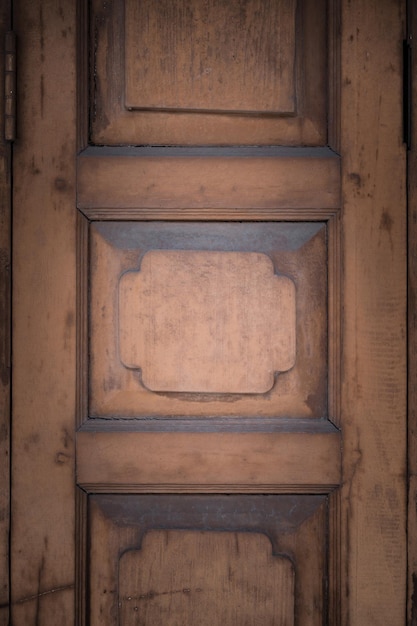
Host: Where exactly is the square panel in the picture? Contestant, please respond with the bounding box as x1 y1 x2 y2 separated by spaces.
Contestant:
88 222 328 419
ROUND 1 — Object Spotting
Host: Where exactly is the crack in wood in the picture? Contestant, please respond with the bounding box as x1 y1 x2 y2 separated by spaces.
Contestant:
123 587 204 603
0 583 74 608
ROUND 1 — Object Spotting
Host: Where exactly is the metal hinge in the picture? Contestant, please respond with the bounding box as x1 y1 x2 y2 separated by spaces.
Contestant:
404 37 412 150
4 31 16 142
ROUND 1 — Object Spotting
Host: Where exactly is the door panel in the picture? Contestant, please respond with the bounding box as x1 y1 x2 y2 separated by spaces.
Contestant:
78 2 339 622
90 0 327 145
88 495 326 626
11 1 407 625
88 221 328 418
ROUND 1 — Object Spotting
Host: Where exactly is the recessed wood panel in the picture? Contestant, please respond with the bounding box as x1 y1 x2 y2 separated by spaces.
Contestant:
89 0 328 145
88 222 328 419
119 250 296 393
119 531 294 625
88 494 327 626
125 0 296 115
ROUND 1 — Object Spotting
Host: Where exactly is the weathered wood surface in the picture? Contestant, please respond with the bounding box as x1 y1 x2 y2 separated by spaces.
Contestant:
76 429 342 493
119 531 294 625
0 3 11 624
89 494 327 625
11 1 77 624
341 1 407 623
119 250 296 394
90 0 327 146
77 148 341 214
125 0 297 114
8 1 409 624
89 221 328 420
408 1 417 623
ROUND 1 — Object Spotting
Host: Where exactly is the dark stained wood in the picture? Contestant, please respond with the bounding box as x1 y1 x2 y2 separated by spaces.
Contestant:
0 3 11 624
79 416 340 433
88 494 327 625
75 489 88 626
90 0 328 146
76 212 89 430
76 0 89 152
408 1 417 623
328 0 341 153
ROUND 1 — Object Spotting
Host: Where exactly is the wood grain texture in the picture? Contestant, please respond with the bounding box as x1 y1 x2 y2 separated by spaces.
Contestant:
125 0 296 115
89 222 328 419
119 250 296 393
90 0 327 145
11 1 77 623
76 429 341 492
77 148 340 213
119 531 294 625
341 1 407 623
89 494 327 625
0 3 11 624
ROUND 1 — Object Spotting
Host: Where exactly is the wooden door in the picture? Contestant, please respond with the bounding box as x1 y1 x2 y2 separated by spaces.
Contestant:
9 1 407 624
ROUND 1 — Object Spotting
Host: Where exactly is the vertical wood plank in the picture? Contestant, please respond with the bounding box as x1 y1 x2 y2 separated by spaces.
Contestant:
12 1 76 623
0 3 12 624
341 1 407 624
408 0 417 622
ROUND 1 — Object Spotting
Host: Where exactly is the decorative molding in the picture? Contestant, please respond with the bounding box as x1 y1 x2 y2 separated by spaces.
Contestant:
80 483 340 495
75 488 88 626
76 430 342 492
88 494 327 624
119 250 296 394
77 147 341 217
89 0 327 145
76 212 89 429
328 212 342 428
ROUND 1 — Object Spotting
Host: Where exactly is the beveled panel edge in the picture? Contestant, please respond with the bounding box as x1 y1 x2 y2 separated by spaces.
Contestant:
89 0 328 146
77 218 340 426
79 484 337 495
75 487 88 626
78 145 339 157
76 211 89 429
77 147 341 214
328 211 342 428
87 493 327 624
328 0 341 152
78 417 340 434
328 489 342 625
80 207 341 221
76 430 342 492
